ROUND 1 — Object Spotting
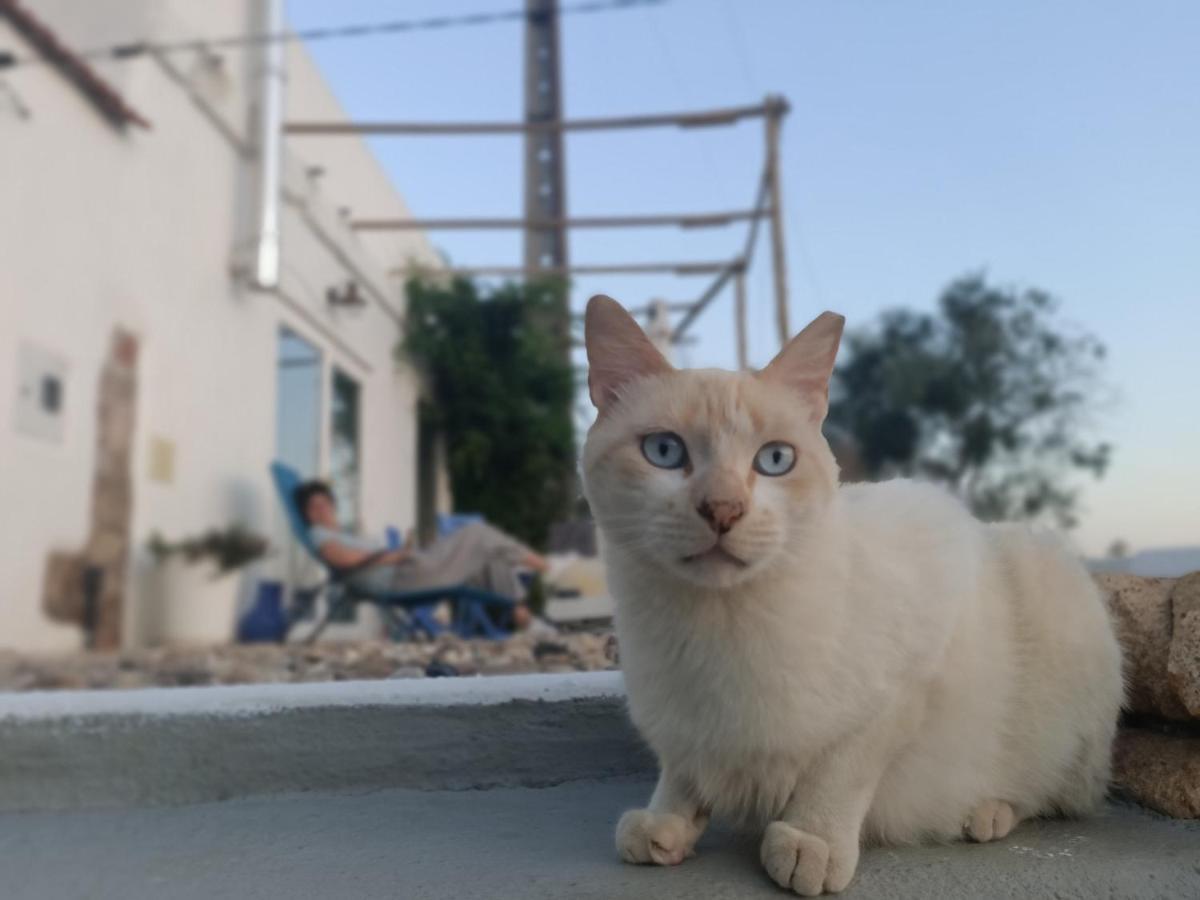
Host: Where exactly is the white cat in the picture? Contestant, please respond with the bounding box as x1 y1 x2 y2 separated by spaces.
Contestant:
580 295 1124 896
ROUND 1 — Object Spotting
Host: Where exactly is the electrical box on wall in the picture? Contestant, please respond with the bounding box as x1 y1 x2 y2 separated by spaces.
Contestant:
147 436 176 484
14 342 68 443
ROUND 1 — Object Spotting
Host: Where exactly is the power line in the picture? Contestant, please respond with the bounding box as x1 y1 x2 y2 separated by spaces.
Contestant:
0 0 665 70
714 0 825 315
717 0 759 95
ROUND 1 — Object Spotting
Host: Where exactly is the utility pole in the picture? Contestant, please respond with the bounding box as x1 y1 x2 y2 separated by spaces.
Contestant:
524 0 573 522
523 0 568 276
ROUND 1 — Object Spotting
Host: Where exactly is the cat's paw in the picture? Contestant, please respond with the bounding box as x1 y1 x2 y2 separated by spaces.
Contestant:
615 809 697 866
760 821 857 895
963 799 1017 843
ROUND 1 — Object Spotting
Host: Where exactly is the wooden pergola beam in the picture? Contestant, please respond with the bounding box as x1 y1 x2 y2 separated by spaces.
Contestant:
393 260 743 278
353 209 769 231
669 263 742 342
286 99 789 137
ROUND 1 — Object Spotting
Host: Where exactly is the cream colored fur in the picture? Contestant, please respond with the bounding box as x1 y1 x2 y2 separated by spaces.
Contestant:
580 295 1124 896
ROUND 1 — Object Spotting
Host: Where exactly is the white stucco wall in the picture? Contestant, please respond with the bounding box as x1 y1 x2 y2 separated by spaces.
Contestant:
0 2 440 651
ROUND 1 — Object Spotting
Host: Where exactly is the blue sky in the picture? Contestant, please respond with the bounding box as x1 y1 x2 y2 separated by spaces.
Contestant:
287 0 1199 555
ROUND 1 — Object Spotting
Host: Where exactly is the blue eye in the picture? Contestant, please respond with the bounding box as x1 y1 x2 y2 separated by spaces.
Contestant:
641 432 688 469
754 441 796 476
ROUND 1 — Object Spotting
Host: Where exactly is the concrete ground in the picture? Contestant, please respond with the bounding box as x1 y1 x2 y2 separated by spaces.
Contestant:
3 778 1197 900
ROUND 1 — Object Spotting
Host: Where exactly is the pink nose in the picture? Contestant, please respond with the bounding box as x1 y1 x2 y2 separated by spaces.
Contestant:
696 498 746 535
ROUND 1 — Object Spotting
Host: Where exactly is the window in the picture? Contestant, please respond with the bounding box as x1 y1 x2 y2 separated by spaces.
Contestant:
330 368 361 529
275 328 321 477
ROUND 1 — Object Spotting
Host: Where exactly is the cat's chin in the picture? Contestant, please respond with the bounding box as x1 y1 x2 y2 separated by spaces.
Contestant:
671 547 761 589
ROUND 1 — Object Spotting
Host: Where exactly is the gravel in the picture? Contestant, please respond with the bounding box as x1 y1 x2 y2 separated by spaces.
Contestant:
0 631 619 692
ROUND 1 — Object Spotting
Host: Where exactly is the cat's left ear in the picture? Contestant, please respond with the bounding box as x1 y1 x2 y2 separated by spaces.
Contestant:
759 311 845 422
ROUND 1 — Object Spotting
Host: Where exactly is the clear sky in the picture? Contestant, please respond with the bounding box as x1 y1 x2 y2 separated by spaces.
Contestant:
287 0 1199 556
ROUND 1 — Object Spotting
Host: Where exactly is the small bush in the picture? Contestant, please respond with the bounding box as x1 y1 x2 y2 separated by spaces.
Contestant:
149 526 269 574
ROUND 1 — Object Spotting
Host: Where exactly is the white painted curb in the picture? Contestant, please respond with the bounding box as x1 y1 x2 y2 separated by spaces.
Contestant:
0 670 627 722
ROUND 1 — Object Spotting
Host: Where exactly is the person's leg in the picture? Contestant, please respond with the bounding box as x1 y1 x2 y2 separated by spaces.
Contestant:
461 521 546 570
489 527 550 574
347 563 406 595
455 522 548 572
419 523 530 598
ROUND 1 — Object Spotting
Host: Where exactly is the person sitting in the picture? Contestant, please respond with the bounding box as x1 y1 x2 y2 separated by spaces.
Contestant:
293 480 551 628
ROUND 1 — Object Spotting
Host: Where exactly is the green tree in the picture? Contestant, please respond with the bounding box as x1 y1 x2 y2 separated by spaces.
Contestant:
402 276 575 548
827 274 1110 527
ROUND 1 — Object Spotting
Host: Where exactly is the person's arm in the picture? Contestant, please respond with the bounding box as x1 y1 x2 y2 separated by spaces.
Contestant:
316 540 410 571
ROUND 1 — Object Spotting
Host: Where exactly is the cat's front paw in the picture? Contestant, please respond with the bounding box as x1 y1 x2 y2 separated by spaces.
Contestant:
760 821 858 896
615 809 697 866
964 799 1017 842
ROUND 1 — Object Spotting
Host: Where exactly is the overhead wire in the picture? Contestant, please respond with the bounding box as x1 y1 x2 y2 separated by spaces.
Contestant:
0 0 665 69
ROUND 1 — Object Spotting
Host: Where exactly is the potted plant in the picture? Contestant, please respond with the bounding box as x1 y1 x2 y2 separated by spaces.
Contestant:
147 526 269 645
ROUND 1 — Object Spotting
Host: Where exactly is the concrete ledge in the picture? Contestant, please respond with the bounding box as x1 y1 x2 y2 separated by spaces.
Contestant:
0 672 655 811
5 782 1199 900
4 673 1199 898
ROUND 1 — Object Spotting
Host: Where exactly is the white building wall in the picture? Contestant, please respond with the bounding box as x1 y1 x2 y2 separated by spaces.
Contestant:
0 3 442 651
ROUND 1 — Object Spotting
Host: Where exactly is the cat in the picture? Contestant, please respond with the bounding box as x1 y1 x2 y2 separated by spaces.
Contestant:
579 294 1124 896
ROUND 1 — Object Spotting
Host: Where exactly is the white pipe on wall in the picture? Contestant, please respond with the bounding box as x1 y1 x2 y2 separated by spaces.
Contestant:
252 0 286 289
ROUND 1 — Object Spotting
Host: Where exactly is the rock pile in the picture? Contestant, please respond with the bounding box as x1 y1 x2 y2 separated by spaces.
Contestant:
1099 571 1200 818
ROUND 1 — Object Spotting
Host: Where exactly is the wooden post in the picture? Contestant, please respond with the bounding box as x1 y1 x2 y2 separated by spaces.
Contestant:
646 299 673 363
765 96 791 347
734 269 748 370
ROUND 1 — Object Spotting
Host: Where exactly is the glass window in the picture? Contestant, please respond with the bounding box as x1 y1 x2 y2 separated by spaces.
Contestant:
330 368 361 529
275 328 321 477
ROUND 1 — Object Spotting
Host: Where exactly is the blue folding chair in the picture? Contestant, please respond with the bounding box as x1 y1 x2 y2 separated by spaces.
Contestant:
269 462 514 644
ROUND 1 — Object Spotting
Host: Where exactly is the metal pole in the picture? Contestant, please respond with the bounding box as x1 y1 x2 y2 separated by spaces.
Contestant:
764 95 790 346
734 268 748 370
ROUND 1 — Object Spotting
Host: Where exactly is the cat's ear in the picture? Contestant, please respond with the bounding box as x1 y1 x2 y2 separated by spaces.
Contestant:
585 294 673 412
759 311 845 422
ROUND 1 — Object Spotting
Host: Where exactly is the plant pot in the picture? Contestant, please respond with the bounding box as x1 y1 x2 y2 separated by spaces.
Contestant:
238 580 289 643
153 557 241 646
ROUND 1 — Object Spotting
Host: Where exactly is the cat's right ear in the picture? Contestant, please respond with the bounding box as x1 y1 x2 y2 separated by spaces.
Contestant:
584 294 673 413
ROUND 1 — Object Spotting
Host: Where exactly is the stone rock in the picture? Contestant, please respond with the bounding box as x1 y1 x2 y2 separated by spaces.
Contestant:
436 645 472 668
604 633 619 665
533 640 570 661
389 666 425 679
300 662 332 682
350 647 397 680
1095 573 1190 721
1167 572 1200 718
1113 727 1200 819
